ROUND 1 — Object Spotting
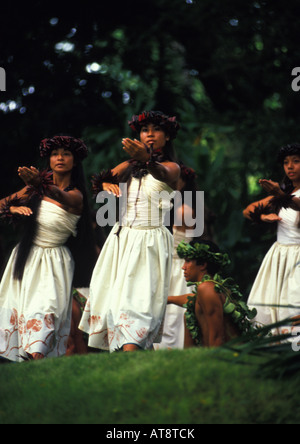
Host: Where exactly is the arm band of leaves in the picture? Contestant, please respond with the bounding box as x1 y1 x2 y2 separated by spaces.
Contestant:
249 203 271 224
0 195 23 223
91 170 119 197
269 194 295 213
26 170 53 200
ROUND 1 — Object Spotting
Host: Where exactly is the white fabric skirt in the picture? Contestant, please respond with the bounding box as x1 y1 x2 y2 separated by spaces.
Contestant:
248 242 300 331
154 256 188 350
79 223 173 352
0 244 74 362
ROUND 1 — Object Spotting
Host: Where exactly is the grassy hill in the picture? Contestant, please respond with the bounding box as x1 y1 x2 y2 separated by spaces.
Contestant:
0 348 300 424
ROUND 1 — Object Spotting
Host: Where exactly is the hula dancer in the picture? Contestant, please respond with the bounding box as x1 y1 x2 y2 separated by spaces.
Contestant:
244 143 300 332
0 136 95 361
79 111 180 352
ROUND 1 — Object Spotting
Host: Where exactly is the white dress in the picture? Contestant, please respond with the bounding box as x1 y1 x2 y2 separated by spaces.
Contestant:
154 228 189 350
0 200 80 362
248 189 300 332
79 174 174 352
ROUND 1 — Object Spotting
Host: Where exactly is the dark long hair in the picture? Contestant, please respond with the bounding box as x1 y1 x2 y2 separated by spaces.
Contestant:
64 159 98 287
13 156 97 286
165 161 197 233
13 195 41 280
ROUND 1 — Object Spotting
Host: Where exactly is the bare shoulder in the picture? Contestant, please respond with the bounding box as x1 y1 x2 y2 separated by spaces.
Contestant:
68 188 84 202
161 161 180 188
162 161 180 178
196 281 223 311
197 281 217 297
175 202 194 217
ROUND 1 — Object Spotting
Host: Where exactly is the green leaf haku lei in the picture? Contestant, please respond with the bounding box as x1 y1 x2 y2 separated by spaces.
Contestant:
177 241 231 269
177 242 257 345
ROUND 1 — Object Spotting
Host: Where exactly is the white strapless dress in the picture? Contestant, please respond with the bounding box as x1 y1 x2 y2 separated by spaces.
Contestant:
79 175 174 352
0 200 80 362
248 189 300 333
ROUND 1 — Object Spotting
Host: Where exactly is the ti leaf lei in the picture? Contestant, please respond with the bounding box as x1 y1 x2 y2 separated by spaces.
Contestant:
177 241 231 269
184 274 257 346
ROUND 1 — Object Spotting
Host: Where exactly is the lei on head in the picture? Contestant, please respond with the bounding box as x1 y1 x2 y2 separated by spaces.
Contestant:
177 241 231 270
39 136 89 161
128 110 180 140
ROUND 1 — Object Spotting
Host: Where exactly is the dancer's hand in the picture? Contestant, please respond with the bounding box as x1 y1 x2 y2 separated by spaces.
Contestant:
102 183 121 197
10 206 33 216
122 138 150 162
18 166 40 187
260 213 282 223
259 179 284 197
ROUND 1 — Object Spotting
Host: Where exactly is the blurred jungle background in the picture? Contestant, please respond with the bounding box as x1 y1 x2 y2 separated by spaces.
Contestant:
1 0 300 297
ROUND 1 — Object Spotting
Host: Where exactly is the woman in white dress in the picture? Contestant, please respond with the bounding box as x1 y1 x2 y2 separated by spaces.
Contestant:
0 136 94 361
244 143 300 332
79 111 181 352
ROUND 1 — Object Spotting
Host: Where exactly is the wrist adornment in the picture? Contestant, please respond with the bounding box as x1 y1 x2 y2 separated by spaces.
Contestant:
146 159 160 169
26 170 53 200
0 195 24 223
249 203 271 224
91 170 119 197
146 149 163 169
269 193 295 213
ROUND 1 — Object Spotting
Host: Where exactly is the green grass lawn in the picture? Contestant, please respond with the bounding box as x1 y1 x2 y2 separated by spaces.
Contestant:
0 348 299 424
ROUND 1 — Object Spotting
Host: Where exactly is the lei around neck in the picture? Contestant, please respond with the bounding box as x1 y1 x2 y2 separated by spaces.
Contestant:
184 274 257 346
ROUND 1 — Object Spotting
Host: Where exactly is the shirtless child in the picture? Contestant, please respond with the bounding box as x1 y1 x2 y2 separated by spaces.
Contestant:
168 239 256 348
